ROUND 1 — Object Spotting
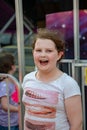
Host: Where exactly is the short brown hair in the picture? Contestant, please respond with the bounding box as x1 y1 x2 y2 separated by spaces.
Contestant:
0 52 15 73
32 28 65 61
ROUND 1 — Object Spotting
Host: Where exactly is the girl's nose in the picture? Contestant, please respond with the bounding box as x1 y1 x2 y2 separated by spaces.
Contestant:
41 51 46 56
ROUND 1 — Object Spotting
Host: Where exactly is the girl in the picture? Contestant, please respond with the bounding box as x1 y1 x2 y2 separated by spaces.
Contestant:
0 52 19 130
22 28 82 130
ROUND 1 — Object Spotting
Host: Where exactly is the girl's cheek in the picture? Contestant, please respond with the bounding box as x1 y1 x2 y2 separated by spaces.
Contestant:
34 53 40 57
34 55 39 60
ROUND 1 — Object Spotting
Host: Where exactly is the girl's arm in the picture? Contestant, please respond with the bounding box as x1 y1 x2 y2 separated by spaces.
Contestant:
1 96 18 112
65 95 83 130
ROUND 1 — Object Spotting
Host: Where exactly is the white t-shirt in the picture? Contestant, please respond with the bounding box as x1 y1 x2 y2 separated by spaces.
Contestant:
22 71 81 130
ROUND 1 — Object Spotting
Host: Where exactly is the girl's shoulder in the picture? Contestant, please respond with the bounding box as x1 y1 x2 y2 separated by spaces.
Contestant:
22 71 37 88
58 73 80 90
60 73 77 83
24 71 36 80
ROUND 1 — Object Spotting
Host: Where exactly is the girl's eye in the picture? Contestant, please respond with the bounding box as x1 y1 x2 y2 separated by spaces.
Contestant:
46 50 52 52
36 49 41 52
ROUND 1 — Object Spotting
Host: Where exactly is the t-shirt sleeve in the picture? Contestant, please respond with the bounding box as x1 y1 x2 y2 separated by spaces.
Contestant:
63 77 81 99
0 82 7 98
22 74 29 89
22 71 36 89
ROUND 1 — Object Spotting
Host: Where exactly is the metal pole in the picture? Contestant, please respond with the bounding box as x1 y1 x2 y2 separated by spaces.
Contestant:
82 67 86 130
15 1 25 129
72 63 87 130
73 0 80 61
0 14 15 33
6 77 10 130
15 0 25 83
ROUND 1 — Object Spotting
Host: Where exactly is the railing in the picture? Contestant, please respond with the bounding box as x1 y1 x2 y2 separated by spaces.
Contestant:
0 73 23 130
59 60 87 130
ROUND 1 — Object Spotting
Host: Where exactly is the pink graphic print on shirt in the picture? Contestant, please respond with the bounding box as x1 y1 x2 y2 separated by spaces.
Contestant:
23 87 59 130
11 85 19 103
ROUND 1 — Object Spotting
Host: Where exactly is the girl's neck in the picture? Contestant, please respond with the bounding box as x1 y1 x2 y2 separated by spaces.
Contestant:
36 69 63 82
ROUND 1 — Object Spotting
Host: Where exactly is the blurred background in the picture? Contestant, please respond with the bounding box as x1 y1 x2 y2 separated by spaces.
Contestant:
0 1 87 130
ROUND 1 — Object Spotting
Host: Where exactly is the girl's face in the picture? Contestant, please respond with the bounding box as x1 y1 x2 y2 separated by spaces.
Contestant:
9 65 16 75
33 38 63 72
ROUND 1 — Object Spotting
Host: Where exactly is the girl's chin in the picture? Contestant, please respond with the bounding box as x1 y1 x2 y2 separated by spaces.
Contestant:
38 68 48 71
38 68 50 73
37 67 46 69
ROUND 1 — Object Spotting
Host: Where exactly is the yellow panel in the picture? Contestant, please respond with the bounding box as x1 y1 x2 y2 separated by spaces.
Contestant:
85 67 87 85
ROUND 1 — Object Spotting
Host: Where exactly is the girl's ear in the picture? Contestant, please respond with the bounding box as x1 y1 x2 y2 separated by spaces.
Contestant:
57 51 64 61
11 65 16 73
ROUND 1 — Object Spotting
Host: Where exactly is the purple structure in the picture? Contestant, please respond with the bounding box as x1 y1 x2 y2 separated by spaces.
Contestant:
0 0 29 34
0 0 16 33
46 10 87 59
